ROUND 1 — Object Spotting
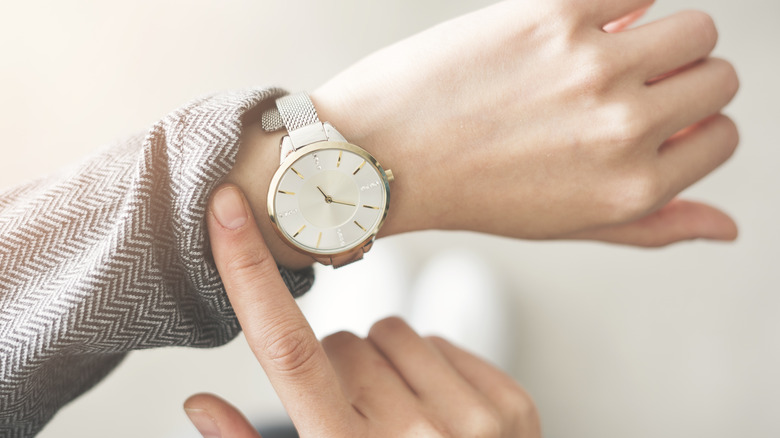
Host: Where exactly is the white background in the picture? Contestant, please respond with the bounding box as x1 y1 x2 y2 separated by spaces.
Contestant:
1 1 778 437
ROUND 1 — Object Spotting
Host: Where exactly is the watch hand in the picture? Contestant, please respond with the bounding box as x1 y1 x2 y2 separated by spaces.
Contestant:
330 199 356 207
316 185 334 204
316 185 329 199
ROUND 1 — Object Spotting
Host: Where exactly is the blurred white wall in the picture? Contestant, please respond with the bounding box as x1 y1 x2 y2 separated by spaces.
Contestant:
1 0 778 437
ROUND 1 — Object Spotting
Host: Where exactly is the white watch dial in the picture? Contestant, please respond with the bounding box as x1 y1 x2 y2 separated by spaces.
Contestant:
271 145 389 255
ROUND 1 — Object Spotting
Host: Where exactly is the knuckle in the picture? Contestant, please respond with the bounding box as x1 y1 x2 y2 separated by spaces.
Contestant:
424 335 448 347
550 0 597 30
497 384 542 431
408 418 448 438
712 58 740 100
721 115 740 148
600 101 651 147
459 405 502 437
714 114 740 159
368 316 408 340
572 46 621 93
223 248 276 282
508 389 539 420
347 386 374 410
613 170 666 220
497 383 541 431
262 324 320 375
537 0 566 17
512 399 542 433
683 10 718 52
425 336 456 356
321 330 360 351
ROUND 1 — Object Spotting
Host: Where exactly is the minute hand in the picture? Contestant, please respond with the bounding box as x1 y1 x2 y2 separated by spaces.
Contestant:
330 199 356 207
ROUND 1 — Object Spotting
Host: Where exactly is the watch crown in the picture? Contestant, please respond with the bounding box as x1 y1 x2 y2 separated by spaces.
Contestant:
386 169 395 183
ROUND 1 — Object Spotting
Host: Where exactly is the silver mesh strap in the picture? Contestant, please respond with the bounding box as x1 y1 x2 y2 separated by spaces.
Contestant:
276 93 320 131
261 107 285 131
261 92 328 150
261 93 319 132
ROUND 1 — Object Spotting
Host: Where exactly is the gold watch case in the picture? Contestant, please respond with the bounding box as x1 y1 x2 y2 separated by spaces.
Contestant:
267 140 392 264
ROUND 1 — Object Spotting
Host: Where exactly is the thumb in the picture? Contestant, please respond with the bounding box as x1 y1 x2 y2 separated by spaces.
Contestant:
567 198 738 247
184 393 261 438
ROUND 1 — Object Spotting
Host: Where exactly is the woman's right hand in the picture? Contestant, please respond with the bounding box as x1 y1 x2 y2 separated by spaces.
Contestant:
183 183 541 437
312 0 739 247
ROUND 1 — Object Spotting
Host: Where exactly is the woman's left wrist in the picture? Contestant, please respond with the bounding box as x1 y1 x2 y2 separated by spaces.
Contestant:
310 87 436 238
225 124 315 270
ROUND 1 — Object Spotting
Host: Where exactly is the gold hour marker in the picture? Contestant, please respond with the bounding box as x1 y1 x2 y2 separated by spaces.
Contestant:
362 205 379 210
337 151 342 167
354 221 366 232
353 160 366 175
293 225 306 238
291 167 304 179
278 190 295 195
316 232 322 249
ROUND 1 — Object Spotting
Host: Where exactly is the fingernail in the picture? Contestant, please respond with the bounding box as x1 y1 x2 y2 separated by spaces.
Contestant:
185 408 222 438
211 186 247 230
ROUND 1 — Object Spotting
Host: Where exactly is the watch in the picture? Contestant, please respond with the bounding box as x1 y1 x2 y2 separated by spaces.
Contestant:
261 92 394 268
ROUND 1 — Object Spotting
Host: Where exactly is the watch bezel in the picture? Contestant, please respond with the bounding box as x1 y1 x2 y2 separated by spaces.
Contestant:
267 140 391 259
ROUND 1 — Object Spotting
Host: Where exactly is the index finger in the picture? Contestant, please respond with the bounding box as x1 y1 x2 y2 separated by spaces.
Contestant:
207 184 353 435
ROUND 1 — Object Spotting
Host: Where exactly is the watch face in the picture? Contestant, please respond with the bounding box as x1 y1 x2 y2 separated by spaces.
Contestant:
269 142 390 256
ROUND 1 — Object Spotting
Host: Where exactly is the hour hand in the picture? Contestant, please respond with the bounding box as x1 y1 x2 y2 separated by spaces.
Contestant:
316 185 334 204
316 185 328 199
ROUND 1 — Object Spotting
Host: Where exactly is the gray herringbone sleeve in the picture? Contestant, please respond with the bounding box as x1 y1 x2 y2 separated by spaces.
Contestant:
0 87 314 437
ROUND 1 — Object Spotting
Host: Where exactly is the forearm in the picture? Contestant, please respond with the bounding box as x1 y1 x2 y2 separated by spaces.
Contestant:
229 0 740 264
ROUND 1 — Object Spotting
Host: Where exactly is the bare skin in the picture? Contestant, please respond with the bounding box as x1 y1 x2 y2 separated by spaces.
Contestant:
192 2 740 434
226 0 738 269
185 184 541 437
